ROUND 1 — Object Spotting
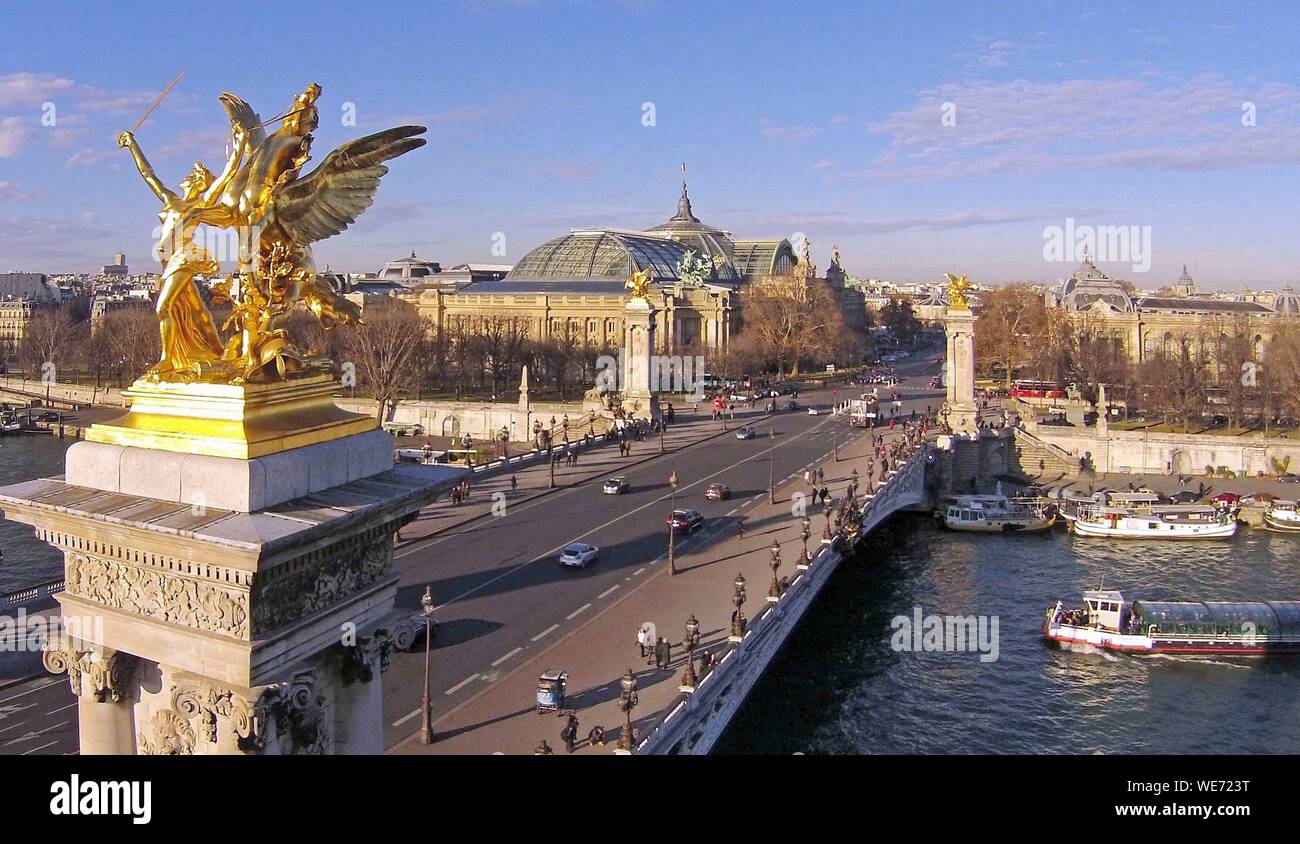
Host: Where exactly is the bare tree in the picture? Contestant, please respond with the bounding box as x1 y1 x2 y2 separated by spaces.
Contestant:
101 308 161 385
16 306 81 379
975 285 1047 389
340 298 430 420
738 277 845 377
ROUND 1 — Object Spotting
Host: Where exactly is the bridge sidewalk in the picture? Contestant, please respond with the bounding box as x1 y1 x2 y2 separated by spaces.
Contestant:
389 415 899 755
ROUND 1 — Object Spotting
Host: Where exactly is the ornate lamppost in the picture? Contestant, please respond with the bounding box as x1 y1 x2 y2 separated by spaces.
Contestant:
798 516 812 570
419 585 436 745
680 614 700 692
767 539 783 601
822 505 833 542
729 573 748 642
615 668 639 754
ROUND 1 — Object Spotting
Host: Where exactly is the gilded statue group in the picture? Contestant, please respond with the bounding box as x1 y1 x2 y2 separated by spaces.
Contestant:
119 82 425 383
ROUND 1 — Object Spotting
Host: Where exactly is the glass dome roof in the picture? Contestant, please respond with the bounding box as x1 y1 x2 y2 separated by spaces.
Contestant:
506 230 739 285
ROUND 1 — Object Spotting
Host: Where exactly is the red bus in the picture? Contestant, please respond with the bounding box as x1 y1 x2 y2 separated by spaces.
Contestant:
1009 380 1066 399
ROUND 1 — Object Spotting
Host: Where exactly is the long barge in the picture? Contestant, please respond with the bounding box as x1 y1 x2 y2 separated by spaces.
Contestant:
1044 588 1300 655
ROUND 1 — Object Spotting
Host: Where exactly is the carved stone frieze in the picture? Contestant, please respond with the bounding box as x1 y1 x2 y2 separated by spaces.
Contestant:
250 534 392 635
65 551 250 638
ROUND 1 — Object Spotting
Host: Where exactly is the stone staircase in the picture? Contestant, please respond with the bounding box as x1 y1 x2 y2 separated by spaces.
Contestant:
1012 428 1078 481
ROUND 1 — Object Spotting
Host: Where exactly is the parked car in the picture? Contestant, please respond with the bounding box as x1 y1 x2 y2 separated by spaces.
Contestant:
807 407 821 415
704 482 731 500
1280 474 1300 484
735 426 757 440
666 509 704 532
1167 490 1201 504
602 476 631 495
559 542 600 568
1212 492 1241 505
37 411 60 423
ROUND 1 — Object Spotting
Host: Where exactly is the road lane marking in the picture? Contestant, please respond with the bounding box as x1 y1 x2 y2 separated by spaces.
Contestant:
492 646 524 666
634 567 645 576
392 708 420 728
598 585 620 599
45 702 76 716
445 674 481 695
21 740 57 755
531 624 559 641
403 413 835 611
0 678 59 704
566 603 591 620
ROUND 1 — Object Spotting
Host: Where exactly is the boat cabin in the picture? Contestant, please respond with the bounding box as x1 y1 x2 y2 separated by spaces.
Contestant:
1082 589 1125 630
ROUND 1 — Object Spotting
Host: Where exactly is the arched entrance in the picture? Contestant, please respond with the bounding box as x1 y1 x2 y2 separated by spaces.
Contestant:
442 416 460 437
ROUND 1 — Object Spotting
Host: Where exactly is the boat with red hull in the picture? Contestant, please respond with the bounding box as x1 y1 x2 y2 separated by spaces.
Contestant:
1044 589 1300 656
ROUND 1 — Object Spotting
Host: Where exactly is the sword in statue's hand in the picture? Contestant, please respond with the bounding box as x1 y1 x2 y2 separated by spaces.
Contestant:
127 69 186 135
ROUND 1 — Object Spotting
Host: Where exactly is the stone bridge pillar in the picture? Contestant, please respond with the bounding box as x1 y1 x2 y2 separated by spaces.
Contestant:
943 306 980 434
0 374 458 755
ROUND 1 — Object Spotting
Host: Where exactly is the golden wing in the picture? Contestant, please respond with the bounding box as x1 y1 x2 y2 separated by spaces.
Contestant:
272 125 427 244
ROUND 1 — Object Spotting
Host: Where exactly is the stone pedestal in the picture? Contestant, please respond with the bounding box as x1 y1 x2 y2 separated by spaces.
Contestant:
943 307 980 434
620 298 662 422
0 381 464 756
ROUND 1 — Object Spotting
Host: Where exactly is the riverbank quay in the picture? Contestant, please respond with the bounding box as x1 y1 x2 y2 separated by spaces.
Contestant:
389 411 932 755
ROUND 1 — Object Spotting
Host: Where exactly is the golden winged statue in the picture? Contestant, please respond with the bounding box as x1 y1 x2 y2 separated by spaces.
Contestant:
120 83 426 383
624 267 653 301
943 272 972 310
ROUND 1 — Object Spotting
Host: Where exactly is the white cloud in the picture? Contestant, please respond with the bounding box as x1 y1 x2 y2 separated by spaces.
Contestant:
758 118 823 143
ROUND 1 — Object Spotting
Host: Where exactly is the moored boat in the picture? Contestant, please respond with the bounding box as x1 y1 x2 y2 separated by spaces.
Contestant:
1044 588 1300 655
940 494 1057 533
1063 492 1237 539
1263 500 1300 533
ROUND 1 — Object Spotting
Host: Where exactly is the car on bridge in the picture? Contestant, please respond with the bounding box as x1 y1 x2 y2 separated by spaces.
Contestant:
602 476 631 494
735 426 757 439
666 509 704 532
704 482 731 500
559 542 600 569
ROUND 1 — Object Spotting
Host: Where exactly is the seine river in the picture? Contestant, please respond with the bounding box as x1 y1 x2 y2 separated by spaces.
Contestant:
0 436 70 594
719 515 1300 754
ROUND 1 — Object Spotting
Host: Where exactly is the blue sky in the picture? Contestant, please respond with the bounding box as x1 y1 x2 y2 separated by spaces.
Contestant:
2 0 1299 288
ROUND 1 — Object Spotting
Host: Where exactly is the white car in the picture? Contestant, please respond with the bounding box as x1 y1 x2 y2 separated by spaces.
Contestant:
807 407 821 415
559 542 599 568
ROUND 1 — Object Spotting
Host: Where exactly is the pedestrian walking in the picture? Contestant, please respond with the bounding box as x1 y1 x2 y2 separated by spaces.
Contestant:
736 519 745 541
510 474 518 493
560 712 579 753
636 624 649 658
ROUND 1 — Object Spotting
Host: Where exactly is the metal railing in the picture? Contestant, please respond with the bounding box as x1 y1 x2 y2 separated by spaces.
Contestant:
0 578 65 610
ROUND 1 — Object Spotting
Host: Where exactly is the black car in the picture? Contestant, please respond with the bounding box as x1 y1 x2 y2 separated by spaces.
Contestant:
38 411 60 423
666 509 704 531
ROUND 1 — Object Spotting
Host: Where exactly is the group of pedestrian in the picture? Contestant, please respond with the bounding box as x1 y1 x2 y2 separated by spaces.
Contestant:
635 624 674 669
449 479 471 505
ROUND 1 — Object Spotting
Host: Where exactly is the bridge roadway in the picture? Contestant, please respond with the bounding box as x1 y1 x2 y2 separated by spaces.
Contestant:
0 348 943 756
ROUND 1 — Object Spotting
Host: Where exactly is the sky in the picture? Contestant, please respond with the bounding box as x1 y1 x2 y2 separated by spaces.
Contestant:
2 0 1300 289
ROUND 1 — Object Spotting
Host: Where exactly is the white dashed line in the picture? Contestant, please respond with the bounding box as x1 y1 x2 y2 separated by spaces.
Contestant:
531 624 559 642
492 647 524 666
445 674 481 695
566 603 591 620
634 567 646 576
598 584 620 599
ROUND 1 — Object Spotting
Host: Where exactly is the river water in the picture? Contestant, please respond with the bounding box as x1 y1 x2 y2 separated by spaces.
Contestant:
0 435 70 594
718 514 1300 754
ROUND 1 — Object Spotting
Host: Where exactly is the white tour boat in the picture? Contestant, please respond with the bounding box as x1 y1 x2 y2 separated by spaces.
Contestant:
1044 588 1300 655
1263 500 1300 533
1064 492 1238 540
940 494 1057 533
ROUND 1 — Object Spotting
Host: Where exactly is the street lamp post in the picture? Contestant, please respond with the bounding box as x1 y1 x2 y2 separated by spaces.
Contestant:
729 573 748 642
616 668 639 754
822 505 833 542
798 516 812 570
680 614 700 691
767 539 782 602
419 585 436 744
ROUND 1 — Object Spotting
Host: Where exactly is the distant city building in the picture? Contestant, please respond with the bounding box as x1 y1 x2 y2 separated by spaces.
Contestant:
101 252 129 276
1053 256 1289 364
404 180 811 353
